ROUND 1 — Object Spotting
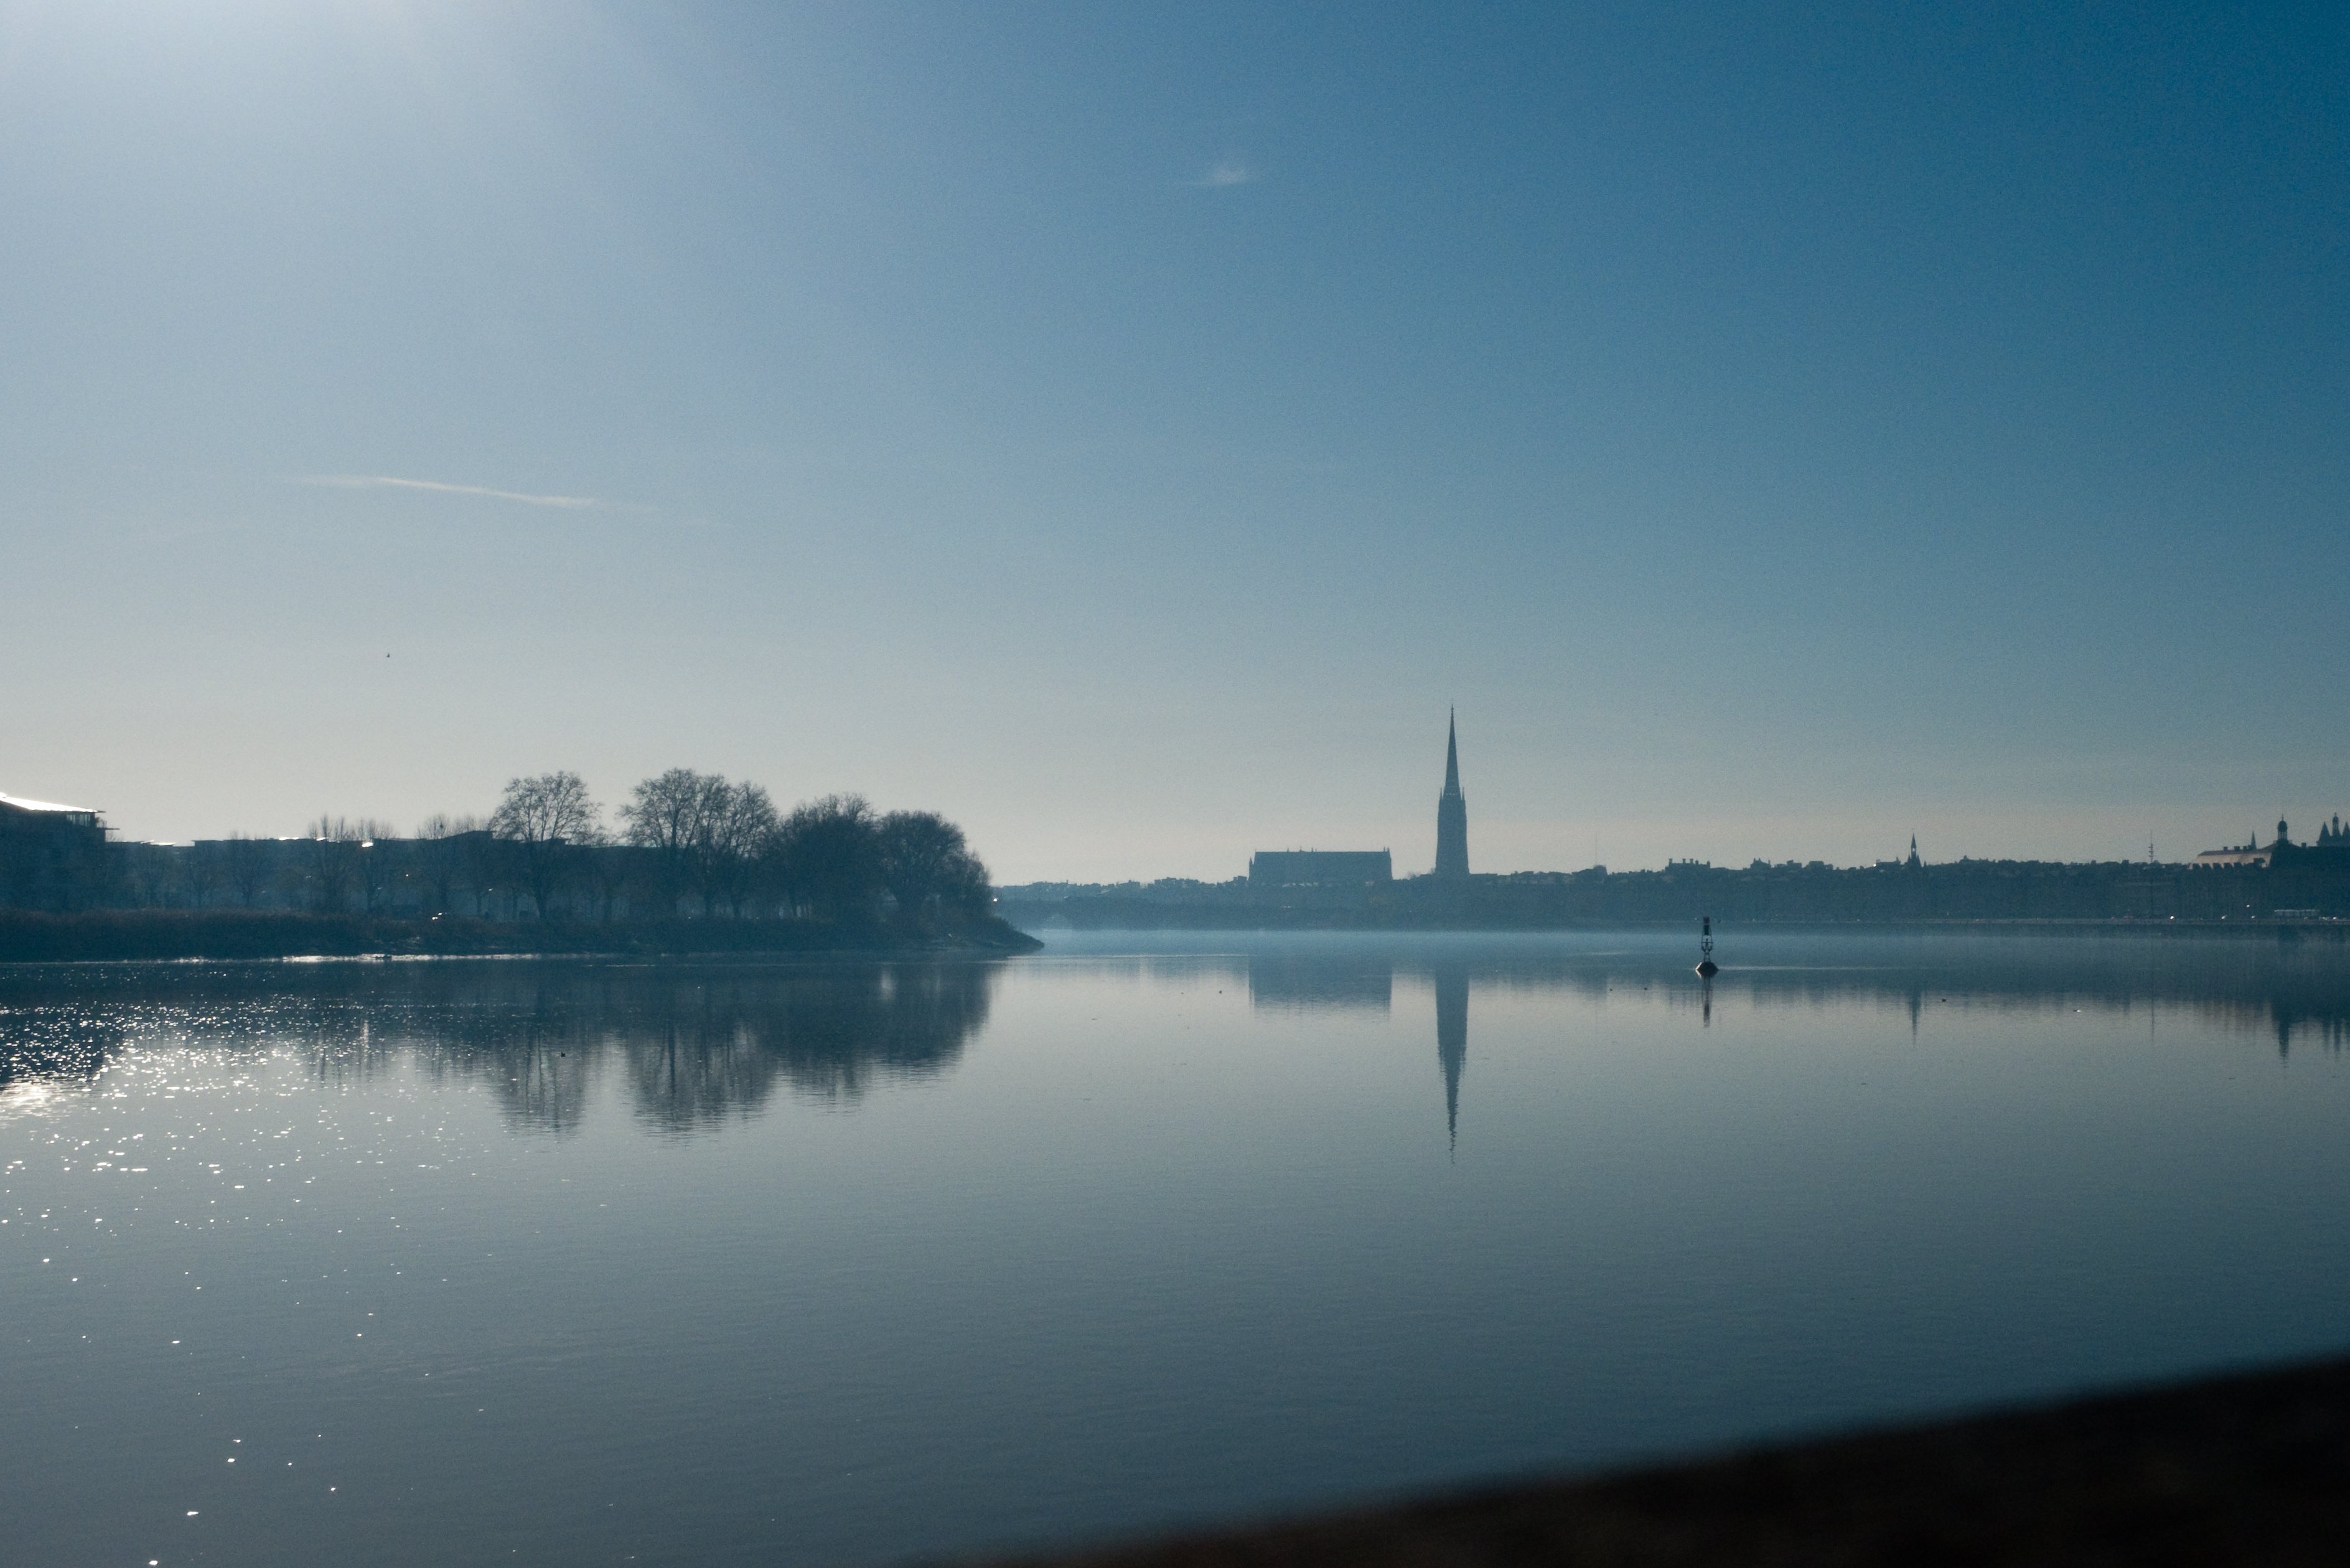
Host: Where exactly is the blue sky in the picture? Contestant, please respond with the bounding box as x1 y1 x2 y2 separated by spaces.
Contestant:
4 2 2344 879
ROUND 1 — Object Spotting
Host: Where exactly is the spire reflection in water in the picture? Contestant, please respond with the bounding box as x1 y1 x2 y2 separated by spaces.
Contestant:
1435 959 1468 1153
8 929 2350 1568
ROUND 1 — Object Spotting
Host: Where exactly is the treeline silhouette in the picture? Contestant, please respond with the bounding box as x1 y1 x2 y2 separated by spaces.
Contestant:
97 769 1003 937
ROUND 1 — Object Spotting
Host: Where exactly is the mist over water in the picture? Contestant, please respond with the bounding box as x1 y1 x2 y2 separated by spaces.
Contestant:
4 932 2350 1566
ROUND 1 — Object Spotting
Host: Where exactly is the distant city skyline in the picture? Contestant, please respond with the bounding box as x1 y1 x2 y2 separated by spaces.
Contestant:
5 711 2342 882
6 708 2334 883
4 4 2344 880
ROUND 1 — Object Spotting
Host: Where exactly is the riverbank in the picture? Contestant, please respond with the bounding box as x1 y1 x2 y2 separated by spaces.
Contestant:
988 1352 2350 1567
1000 856 2350 928
1009 910 2350 943
0 908 1042 963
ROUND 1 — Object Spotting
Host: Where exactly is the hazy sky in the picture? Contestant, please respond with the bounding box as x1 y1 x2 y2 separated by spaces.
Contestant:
4 2 2344 879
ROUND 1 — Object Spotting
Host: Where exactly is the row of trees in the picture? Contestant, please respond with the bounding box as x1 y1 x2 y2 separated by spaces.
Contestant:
495 770 991 927
113 773 995 931
482 770 990 926
424 772 995 928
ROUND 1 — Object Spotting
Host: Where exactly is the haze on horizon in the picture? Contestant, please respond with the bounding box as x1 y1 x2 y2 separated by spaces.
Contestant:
4 3 2344 881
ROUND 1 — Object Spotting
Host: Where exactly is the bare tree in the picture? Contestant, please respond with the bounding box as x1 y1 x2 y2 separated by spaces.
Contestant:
581 839 635 923
414 813 484 916
765 794 882 923
702 780 777 917
306 816 363 912
733 783 783 916
121 843 174 908
184 841 226 909
489 773 602 918
222 833 272 908
619 768 723 915
876 810 991 932
350 818 396 913
461 828 507 918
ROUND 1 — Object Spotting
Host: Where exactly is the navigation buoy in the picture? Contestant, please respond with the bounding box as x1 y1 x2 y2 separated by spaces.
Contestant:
1696 915 1718 978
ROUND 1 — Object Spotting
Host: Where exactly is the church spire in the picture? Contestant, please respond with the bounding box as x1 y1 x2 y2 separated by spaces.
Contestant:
1434 711 1469 879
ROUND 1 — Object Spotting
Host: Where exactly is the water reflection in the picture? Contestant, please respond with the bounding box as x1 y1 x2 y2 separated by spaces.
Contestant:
1247 952 1392 1013
0 959 1002 1132
1149 930 2350 1149
1239 947 1462 1147
5 934 2348 1144
12 933 2350 1568
614 964 998 1129
0 1009 127 1090
1435 959 1467 1154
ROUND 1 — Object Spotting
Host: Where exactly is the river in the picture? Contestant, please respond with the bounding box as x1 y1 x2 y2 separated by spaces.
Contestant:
4 928 2348 1565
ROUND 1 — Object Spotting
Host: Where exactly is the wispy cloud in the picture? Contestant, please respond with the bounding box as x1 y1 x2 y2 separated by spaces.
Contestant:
1191 157 1258 189
297 474 597 508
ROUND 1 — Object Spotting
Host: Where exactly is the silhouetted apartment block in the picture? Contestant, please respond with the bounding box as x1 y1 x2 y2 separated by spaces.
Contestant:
0 791 111 910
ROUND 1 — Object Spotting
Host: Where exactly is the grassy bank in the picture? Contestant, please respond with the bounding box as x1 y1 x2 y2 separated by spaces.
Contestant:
0 908 1041 963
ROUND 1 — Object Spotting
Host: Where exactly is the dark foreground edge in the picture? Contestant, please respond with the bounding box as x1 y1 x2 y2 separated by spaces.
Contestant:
973 1355 2350 1567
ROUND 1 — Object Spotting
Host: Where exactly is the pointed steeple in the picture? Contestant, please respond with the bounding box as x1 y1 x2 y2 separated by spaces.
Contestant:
1434 711 1469 879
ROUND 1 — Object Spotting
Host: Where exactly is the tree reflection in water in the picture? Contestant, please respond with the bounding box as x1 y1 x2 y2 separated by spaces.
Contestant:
400 963 1001 1132
0 1009 126 1091
0 959 1003 1134
617 963 997 1131
2 936 2348 1140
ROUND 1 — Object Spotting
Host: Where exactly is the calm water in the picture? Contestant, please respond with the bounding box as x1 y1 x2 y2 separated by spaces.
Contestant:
6 928 2350 1566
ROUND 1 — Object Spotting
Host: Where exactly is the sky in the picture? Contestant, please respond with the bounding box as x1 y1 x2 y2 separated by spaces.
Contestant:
3 1 2345 880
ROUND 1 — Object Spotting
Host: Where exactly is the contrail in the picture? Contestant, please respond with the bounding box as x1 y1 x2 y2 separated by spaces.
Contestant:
299 475 597 508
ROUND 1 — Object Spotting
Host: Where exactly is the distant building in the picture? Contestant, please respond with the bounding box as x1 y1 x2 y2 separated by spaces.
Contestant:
1877 836 1924 872
1248 850 1393 887
1433 711 1469 879
0 791 111 910
2195 820 2287 869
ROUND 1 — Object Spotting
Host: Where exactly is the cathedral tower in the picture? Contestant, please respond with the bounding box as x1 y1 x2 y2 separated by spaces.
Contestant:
1434 710 1469 879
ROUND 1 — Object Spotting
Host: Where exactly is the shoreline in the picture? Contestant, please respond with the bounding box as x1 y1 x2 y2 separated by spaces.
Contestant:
984 1351 2350 1566
0 908 1042 965
1009 916 2350 938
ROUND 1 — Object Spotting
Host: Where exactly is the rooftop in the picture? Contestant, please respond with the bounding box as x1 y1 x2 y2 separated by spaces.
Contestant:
0 791 101 816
